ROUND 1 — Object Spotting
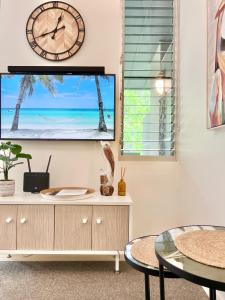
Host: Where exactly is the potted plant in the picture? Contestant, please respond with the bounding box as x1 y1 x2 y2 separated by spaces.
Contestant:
0 141 32 196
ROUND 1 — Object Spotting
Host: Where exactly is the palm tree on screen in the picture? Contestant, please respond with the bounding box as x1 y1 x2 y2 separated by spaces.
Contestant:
10 75 64 131
95 75 107 132
80 75 108 132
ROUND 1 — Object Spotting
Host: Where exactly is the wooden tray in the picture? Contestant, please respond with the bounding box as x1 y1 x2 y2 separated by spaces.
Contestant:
40 187 96 201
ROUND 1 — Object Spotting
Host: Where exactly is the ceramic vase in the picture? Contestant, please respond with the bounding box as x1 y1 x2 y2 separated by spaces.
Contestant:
0 180 15 197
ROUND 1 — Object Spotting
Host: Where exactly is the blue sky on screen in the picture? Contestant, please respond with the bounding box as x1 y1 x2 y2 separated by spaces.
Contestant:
1 75 115 109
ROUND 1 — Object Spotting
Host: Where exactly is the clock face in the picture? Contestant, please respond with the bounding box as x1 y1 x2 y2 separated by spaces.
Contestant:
26 1 85 61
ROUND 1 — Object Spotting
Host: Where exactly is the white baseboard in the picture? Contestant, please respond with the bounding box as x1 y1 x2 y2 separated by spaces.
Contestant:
0 254 125 262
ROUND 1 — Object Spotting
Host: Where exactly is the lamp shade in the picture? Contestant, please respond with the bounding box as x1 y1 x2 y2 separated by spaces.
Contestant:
155 72 172 96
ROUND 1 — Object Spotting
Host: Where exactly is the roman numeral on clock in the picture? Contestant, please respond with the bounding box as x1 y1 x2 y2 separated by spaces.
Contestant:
39 5 45 11
53 2 58 7
75 41 82 47
75 15 81 20
67 50 73 57
30 40 37 49
40 50 47 58
79 28 85 32
26 29 32 35
55 54 60 60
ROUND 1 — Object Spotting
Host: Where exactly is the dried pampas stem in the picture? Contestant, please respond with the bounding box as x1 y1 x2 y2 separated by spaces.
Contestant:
101 141 115 185
121 167 126 179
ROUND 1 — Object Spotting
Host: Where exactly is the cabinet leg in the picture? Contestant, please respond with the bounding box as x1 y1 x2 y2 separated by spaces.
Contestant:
115 253 120 273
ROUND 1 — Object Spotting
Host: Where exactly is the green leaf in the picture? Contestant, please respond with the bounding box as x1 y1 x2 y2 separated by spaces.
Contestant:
11 144 22 155
16 153 32 159
0 155 8 161
0 143 10 150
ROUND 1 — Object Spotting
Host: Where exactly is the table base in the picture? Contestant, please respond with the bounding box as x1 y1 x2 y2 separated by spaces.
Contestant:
144 274 150 300
210 288 216 300
159 264 217 300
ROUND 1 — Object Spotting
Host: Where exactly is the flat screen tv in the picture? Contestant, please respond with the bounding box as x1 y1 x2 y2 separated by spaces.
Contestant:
0 73 115 141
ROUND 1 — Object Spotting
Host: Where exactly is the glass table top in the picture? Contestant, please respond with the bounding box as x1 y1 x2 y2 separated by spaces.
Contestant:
155 225 225 290
125 236 178 278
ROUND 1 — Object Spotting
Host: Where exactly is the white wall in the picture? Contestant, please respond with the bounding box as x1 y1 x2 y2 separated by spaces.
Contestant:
1 0 225 296
179 1 225 296
3 0 223 241
0 0 121 192
178 0 225 227
0 0 181 238
1 3 225 298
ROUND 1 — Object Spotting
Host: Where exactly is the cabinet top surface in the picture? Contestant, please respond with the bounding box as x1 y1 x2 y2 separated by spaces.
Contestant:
0 193 133 206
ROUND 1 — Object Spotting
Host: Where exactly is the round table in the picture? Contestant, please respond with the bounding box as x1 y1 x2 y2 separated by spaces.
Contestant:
124 235 178 300
155 225 225 300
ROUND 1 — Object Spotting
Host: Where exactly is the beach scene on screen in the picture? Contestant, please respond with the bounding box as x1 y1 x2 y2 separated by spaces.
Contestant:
1 75 115 140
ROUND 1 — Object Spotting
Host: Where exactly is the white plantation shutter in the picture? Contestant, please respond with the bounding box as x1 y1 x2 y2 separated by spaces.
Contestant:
121 0 177 157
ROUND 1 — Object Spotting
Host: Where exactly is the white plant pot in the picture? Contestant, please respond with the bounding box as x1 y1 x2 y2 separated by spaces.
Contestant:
0 180 15 197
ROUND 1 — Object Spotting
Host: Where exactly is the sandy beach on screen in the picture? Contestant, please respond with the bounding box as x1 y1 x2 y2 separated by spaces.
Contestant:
1 129 114 140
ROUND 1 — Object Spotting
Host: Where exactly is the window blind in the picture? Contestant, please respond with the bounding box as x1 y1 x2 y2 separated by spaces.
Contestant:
121 0 176 157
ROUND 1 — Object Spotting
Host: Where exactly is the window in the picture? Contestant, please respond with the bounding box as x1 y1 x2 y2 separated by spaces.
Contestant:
121 0 177 158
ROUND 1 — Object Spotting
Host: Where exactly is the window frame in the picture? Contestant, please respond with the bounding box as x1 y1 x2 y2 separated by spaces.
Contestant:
119 0 180 161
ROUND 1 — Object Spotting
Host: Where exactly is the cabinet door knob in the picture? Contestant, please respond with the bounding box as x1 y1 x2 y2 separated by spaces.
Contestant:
5 217 13 224
82 218 88 224
96 218 102 224
20 218 27 224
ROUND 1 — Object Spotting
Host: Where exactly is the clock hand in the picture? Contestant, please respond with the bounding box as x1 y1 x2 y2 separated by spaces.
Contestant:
35 25 65 39
35 31 53 39
51 25 66 40
35 14 64 39
57 12 63 25
51 13 64 39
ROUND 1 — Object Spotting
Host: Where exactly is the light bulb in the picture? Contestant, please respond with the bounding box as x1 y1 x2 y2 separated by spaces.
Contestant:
155 78 165 96
155 78 171 96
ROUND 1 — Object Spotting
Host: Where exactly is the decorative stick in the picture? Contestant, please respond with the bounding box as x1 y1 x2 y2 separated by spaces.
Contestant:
121 167 126 180
122 167 126 179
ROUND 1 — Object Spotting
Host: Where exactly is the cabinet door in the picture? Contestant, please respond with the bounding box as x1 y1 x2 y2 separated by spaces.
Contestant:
0 205 17 250
17 205 54 250
55 205 92 250
92 206 129 251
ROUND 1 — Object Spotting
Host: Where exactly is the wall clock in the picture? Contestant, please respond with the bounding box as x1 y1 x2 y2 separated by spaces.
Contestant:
26 1 85 61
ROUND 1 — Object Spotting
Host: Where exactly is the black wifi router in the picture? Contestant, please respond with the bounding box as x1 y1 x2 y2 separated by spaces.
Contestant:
23 155 51 193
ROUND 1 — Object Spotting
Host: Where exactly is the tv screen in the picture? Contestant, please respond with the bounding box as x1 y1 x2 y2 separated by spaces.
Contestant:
0 73 115 141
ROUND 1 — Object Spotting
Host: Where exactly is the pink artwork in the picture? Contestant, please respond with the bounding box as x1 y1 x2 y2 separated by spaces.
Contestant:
208 0 225 128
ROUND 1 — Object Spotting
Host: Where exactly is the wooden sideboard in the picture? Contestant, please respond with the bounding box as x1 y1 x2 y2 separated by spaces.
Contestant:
0 193 133 271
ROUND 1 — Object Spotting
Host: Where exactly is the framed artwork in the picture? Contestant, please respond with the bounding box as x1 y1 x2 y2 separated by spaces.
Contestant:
208 0 225 128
